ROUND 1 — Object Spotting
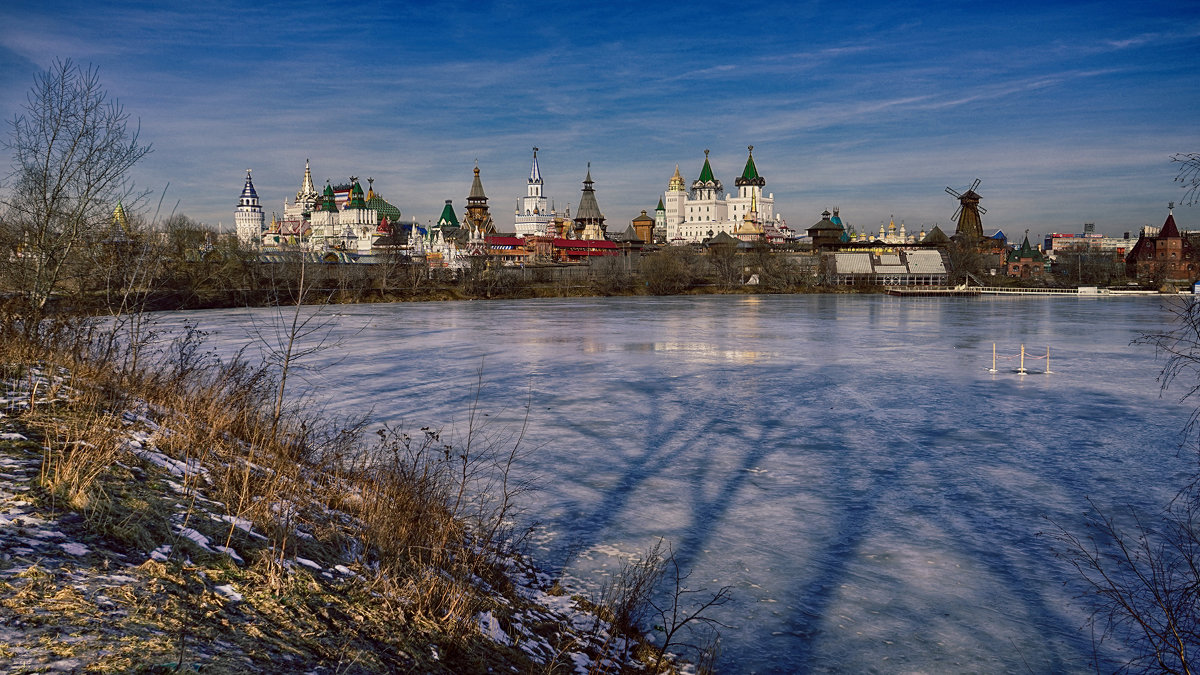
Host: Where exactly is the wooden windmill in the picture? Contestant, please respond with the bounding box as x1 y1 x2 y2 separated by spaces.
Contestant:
945 179 987 240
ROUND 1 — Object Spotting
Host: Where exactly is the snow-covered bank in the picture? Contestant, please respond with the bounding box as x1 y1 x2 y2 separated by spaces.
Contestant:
0 363 681 673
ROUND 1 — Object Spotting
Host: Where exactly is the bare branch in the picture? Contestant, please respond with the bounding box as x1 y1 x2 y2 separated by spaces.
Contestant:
1173 153 1200 207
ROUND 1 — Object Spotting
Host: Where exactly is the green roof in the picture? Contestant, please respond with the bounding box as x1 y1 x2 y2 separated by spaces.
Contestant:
922 225 950 244
321 182 337 212
741 153 759 181
656 197 664 211
1006 235 1045 263
348 180 367 209
438 201 460 228
698 156 715 183
366 196 401 222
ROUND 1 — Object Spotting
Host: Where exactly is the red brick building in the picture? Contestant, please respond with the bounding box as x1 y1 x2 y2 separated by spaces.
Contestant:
1126 207 1196 283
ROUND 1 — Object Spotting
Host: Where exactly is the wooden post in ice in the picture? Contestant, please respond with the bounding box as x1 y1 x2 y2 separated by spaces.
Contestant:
989 343 998 373
1018 344 1027 374
1044 346 1053 374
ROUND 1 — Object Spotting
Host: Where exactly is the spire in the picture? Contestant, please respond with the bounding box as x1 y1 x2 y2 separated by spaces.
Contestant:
238 169 261 209
529 147 542 184
656 196 665 211
438 200 459 229
112 201 129 232
574 163 605 233
736 145 765 187
692 149 723 194
465 165 494 233
698 149 715 183
296 159 318 204
322 181 337 212
668 164 686 192
348 176 366 209
1161 204 1180 238
469 165 487 201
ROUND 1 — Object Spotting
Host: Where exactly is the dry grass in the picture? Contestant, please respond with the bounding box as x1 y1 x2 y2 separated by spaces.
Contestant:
0 311 584 672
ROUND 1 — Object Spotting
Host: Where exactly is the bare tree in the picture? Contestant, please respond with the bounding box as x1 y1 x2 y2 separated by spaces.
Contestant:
0 58 151 320
1051 298 1200 673
1173 153 1200 206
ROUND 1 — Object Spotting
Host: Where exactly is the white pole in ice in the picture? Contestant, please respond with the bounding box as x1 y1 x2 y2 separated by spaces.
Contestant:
1019 344 1027 374
989 343 998 372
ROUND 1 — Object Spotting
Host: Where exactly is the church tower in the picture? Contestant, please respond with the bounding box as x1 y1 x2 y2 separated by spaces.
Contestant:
573 164 606 240
296 160 319 213
515 147 551 237
691 149 723 201
464 164 495 234
654 197 666 242
663 164 687 242
235 169 264 247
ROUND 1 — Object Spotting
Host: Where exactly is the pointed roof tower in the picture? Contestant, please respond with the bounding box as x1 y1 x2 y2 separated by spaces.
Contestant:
347 176 367 209
469 164 488 202
239 169 260 205
464 164 495 234
573 164 606 235
1007 230 1046 263
529 147 543 185
112 201 130 232
321 181 338 213
296 159 319 205
735 145 765 187
1161 203 1180 238
668 164 686 192
692 149 723 194
438 200 460 229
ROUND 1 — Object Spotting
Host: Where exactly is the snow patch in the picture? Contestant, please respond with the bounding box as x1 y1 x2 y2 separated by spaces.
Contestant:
214 545 243 565
294 556 322 571
150 545 171 562
214 584 243 602
476 610 511 646
176 527 214 552
59 542 90 556
0 432 27 441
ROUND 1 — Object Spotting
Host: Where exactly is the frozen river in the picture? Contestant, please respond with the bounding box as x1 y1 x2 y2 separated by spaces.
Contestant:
175 294 1196 673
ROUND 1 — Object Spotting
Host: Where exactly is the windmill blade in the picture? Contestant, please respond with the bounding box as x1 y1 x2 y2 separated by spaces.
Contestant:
945 186 962 198
952 206 962 221
970 178 981 191
978 205 988 214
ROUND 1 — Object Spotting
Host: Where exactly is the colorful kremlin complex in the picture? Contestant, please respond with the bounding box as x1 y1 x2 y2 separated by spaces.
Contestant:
233 146 801 268
230 147 1193 286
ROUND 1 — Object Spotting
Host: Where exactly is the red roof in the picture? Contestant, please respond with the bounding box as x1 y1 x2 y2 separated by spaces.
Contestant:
553 238 617 249
1161 212 1180 238
486 236 525 246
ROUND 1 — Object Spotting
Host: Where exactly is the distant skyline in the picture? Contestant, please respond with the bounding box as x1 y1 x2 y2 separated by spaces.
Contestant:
2 1 1198 243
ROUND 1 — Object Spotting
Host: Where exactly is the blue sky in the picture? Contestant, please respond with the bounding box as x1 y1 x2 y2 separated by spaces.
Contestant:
2 1 1198 241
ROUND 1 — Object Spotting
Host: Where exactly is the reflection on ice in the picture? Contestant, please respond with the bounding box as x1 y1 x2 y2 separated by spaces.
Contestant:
178 295 1193 673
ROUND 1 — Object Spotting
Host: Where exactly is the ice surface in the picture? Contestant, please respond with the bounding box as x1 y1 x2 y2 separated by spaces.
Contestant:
172 295 1198 673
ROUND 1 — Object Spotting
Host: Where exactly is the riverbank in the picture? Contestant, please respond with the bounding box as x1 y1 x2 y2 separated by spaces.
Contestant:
0 321 683 673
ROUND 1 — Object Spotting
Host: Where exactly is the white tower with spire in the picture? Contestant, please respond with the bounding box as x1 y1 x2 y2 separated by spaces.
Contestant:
234 169 264 247
514 147 554 237
662 164 688 243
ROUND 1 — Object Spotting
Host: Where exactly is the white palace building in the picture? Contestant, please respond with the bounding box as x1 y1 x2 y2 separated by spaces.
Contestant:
663 146 787 244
